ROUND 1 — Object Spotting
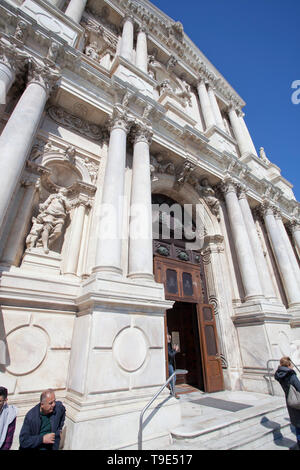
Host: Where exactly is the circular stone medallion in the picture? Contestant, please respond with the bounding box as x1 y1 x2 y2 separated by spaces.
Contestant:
113 327 147 373
6 326 48 376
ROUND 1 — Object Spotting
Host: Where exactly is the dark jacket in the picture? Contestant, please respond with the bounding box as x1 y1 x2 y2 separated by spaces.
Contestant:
168 343 177 367
274 366 300 428
19 401 66 450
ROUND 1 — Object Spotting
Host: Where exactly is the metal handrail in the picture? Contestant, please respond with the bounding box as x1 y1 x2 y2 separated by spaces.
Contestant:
138 369 188 450
266 359 300 396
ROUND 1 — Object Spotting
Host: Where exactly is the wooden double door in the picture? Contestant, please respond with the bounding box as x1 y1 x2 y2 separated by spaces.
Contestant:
154 256 224 393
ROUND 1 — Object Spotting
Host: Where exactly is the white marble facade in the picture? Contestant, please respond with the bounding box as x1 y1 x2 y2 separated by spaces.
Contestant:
0 0 299 450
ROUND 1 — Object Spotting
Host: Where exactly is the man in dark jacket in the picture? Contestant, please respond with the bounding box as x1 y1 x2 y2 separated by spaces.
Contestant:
19 389 65 450
167 333 179 398
275 356 300 449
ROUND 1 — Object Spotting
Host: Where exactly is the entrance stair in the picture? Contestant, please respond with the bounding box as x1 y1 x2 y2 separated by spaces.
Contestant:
158 390 297 450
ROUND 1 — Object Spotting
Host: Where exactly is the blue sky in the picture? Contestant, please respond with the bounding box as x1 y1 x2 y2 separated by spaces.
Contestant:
150 0 300 201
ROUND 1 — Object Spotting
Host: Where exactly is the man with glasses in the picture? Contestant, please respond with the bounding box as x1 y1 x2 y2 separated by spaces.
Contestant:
19 389 65 450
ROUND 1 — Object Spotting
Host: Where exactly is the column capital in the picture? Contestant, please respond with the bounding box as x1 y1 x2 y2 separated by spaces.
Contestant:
108 105 134 133
237 184 248 200
196 76 207 87
220 176 238 195
28 59 61 96
132 121 153 145
259 200 277 218
122 13 135 26
288 219 300 234
137 22 148 34
0 37 27 73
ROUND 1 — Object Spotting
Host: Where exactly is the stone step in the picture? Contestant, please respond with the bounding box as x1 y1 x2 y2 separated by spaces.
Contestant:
171 400 286 443
203 413 292 450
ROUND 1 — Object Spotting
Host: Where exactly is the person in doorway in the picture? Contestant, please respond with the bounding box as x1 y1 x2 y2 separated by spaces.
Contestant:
167 333 180 399
274 356 300 450
0 386 17 450
19 389 65 450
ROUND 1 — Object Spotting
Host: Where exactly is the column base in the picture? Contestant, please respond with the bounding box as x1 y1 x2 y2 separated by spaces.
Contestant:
127 272 154 282
64 390 180 450
92 265 123 278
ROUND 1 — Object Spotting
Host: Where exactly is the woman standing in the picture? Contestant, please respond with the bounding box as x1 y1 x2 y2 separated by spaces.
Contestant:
275 357 300 449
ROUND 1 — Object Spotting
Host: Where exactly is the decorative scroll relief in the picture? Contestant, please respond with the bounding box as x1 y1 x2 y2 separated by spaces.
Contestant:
113 327 148 373
47 106 104 141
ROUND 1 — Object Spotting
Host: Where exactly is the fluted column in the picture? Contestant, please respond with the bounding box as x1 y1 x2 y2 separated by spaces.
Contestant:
0 59 60 230
228 105 250 157
197 79 216 130
128 122 153 280
221 178 264 301
0 38 27 115
65 0 87 23
274 211 300 289
120 15 134 62
94 106 132 276
64 195 90 276
261 203 300 307
238 189 277 301
207 85 225 131
135 25 148 73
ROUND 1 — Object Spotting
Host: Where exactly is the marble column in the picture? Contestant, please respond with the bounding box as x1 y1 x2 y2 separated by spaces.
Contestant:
0 38 27 115
222 178 264 301
65 0 87 23
238 112 258 156
120 15 134 62
261 203 300 307
94 106 132 276
64 195 89 276
228 105 250 157
275 211 300 288
238 189 277 301
289 220 300 259
1 176 39 266
128 122 153 280
135 25 148 73
197 79 216 130
207 85 225 131
0 60 60 231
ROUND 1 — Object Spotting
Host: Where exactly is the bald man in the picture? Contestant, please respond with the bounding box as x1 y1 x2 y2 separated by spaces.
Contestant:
19 389 65 450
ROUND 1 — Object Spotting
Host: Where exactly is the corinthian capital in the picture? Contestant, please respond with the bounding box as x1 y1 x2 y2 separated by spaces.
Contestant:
0 37 28 73
108 105 134 133
288 219 300 234
132 121 153 145
259 199 276 218
220 176 238 195
28 59 61 96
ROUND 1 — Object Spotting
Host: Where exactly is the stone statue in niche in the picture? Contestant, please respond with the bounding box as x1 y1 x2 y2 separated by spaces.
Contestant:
192 177 220 220
26 188 71 254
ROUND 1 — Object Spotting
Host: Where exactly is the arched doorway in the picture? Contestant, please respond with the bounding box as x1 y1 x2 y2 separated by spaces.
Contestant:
152 194 224 393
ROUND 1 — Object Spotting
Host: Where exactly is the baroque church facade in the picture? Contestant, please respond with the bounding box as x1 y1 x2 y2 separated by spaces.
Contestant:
0 0 299 449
